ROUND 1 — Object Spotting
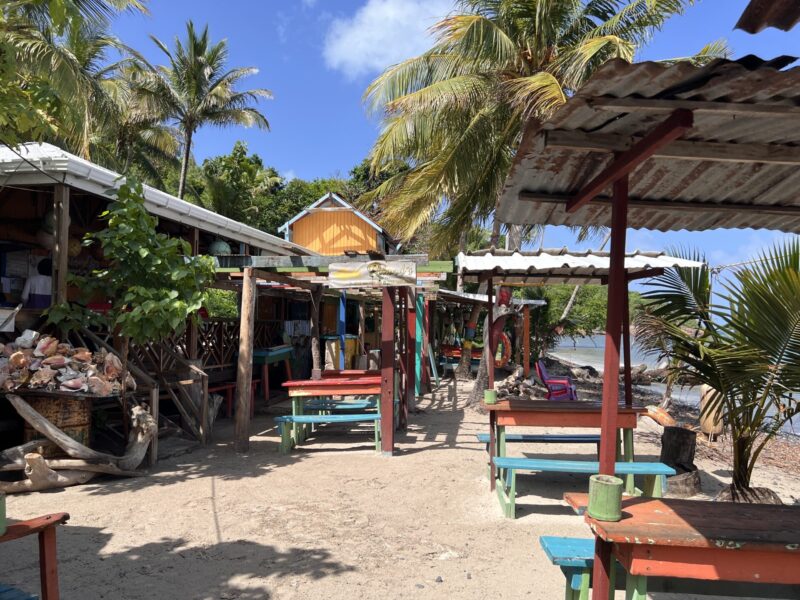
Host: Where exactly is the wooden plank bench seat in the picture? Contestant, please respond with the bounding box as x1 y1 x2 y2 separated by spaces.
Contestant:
493 457 674 518
539 536 800 600
0 584 37 600
476 433 600 453
275 413 381 453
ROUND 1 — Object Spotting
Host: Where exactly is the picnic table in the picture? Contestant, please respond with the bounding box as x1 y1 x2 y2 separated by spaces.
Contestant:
253 345 294 405
0 512 69 600
567 492 800 599
483 400 648 517
280 376 382 449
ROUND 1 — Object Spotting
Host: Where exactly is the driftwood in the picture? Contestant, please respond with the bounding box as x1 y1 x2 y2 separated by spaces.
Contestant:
0 453 96 493
7 394 156 472
645 405 677 427
0 458 143 477
0 439 58 463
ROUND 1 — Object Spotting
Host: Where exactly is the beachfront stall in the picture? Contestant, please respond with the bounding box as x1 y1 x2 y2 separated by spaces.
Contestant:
494 56 800 598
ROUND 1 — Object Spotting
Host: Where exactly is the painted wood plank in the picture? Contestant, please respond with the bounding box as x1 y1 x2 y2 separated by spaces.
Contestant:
476 433 600 444
275 413 380 424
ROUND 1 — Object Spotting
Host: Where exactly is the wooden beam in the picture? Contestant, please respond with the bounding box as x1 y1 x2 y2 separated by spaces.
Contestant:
215 254 430 269
520 191 800 217
310 288 323 379
380 287 395 455
53 184 70 305
487 277 494 390
338 291 346 370
546 129 800 165
405 288 415 423
250 269 321 291
234 267 256 453
588 96 800 118
567 109 694 213
523 305 531 379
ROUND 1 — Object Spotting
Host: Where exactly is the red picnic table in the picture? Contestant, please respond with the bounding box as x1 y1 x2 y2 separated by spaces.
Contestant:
0 512 69 600
565 492 800 598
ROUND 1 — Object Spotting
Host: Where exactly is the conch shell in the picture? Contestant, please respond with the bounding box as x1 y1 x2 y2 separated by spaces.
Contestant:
59 377 88 392
71 348 92 362
88 375 114 396
43 355 68 368
9 351 29 370
33 336 59 357
14 329 39 349
103 353 122 380
29 366 57 388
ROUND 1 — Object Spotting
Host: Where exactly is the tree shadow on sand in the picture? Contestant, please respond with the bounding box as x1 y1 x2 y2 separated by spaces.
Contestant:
0 523 356 599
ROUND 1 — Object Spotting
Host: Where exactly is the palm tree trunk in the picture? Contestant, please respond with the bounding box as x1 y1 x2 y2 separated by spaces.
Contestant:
732 433 752 490
178 128 193 199
457 229 467 292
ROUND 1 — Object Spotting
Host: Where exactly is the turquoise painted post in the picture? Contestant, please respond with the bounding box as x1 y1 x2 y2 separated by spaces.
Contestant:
415 293 424 397
338 291 346 370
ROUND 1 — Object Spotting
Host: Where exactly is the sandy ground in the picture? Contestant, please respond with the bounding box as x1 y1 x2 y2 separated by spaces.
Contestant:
2 379 799 600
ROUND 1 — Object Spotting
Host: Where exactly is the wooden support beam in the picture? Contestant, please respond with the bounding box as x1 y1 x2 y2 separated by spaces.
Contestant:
622 279 633 409
53 184 70 305
338 292 346 370
523 305 531 379
234 267 256 453
521 191 800 217
416 294 425 396
567 109 694 213
310 288 323 379
215 254 430 269
380 287 395 455
588 96 800 118
487 277 494 390
546 129 800 165
405 288 416 423
250 269 321 291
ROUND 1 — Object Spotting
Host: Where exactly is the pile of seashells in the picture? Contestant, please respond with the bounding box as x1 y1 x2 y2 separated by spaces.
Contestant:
0 330 133 395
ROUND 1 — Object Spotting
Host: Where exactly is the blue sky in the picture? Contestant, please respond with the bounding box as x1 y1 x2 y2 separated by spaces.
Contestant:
113 0 800 268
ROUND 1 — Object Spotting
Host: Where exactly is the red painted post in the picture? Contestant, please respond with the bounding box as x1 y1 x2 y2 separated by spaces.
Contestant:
523 305 531 379
38 526 59 600
404 287 416 428
380 286 395 455
422 299 431 390
622 278 633 408
592 174 629 600
487 277 494 389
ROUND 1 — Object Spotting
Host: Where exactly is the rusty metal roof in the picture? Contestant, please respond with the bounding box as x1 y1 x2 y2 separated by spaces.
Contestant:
455 249 704 285
736 0 800 33
496 56 800 233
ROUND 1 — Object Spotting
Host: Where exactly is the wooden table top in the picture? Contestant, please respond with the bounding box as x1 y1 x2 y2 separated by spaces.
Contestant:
483 400 646 414
0 513 69 544
582 495 800 552
282 376 382 388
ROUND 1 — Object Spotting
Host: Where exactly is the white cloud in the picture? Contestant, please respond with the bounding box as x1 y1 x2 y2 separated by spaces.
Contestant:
323 0 453 79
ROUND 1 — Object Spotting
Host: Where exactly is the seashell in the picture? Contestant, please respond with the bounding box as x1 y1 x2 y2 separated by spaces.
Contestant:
33 336 59 357
103 353 123 380
88 375 114 396
14 329 39 349
72 348 92 362
11 368 30 387
57 366 82 382
2 344 13 357
29 366 57 388
9 351 29 370
125 372 136 392
56 343 72 355
93 348 108 364
42 355 68 368
59 377 88 392
29 358 43 371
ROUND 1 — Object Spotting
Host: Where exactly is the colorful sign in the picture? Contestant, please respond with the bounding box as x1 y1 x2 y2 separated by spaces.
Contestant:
328 261 417 288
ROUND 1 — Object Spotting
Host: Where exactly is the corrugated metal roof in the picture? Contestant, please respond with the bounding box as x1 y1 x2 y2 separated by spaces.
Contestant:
436 288 547 306
455 249 704 285
0 143 315 256
497 57 800 233
736 0 800 33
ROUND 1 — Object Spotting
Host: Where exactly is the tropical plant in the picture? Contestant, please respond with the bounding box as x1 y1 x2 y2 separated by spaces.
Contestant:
363 0 727 253
143 21 272 198
636 242 800 492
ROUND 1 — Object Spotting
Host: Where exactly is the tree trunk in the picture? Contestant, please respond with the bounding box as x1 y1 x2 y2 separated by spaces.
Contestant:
456 229 467 292
732 434 751 490
178 127 193 199
506 225 523 251
455 282 486 379
489 219 501 247
659 375 674 410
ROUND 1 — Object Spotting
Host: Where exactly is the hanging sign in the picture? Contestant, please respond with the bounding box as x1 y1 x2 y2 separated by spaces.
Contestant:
328 261 416 288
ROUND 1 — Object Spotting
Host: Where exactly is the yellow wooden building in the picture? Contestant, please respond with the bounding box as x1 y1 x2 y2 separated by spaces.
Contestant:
278 192 395 256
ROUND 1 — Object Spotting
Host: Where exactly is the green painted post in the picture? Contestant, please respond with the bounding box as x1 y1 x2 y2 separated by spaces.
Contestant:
415 293 424 397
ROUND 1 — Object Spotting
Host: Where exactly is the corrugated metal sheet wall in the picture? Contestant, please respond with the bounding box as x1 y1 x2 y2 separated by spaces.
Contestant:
291 210 378 255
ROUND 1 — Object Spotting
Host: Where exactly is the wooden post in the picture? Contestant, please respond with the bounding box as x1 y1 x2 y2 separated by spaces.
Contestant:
358 301 366 357
148 385 159 466
38 526 59 600
487 277 494 390
338 291 346 370
415 294 423 397
310 288 323 379
592 174 629 600
622 278 633 408
53 184 70 305
380 287 395 455
234 267 256 453
187 228 200 360
405 288 415 424
523 305 531 379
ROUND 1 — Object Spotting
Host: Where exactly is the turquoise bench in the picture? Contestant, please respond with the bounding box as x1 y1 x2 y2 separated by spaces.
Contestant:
0 584 37 600
539 536 800 600
493 457 675 518
275 413 381 453
304 399 377 411
476 433 600 454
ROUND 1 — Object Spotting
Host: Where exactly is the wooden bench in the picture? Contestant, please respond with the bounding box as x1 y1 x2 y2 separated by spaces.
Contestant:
539 536 800 600
492 457 674 518
0 584 37 600
476 433 600 454
275 413 381 453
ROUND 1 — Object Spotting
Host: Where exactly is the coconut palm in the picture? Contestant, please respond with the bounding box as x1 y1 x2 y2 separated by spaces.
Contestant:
144 21 272 198
364 0 727 253
637 242 800 494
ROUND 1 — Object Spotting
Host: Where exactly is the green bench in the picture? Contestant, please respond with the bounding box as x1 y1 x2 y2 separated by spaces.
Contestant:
0 584 37 600
539 536 800 600
275 413 381 453
492 457 674 518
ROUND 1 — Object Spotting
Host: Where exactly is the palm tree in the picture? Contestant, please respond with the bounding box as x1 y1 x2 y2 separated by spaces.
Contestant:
363 0 726 253
637 242 800 494
144 21 272 198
